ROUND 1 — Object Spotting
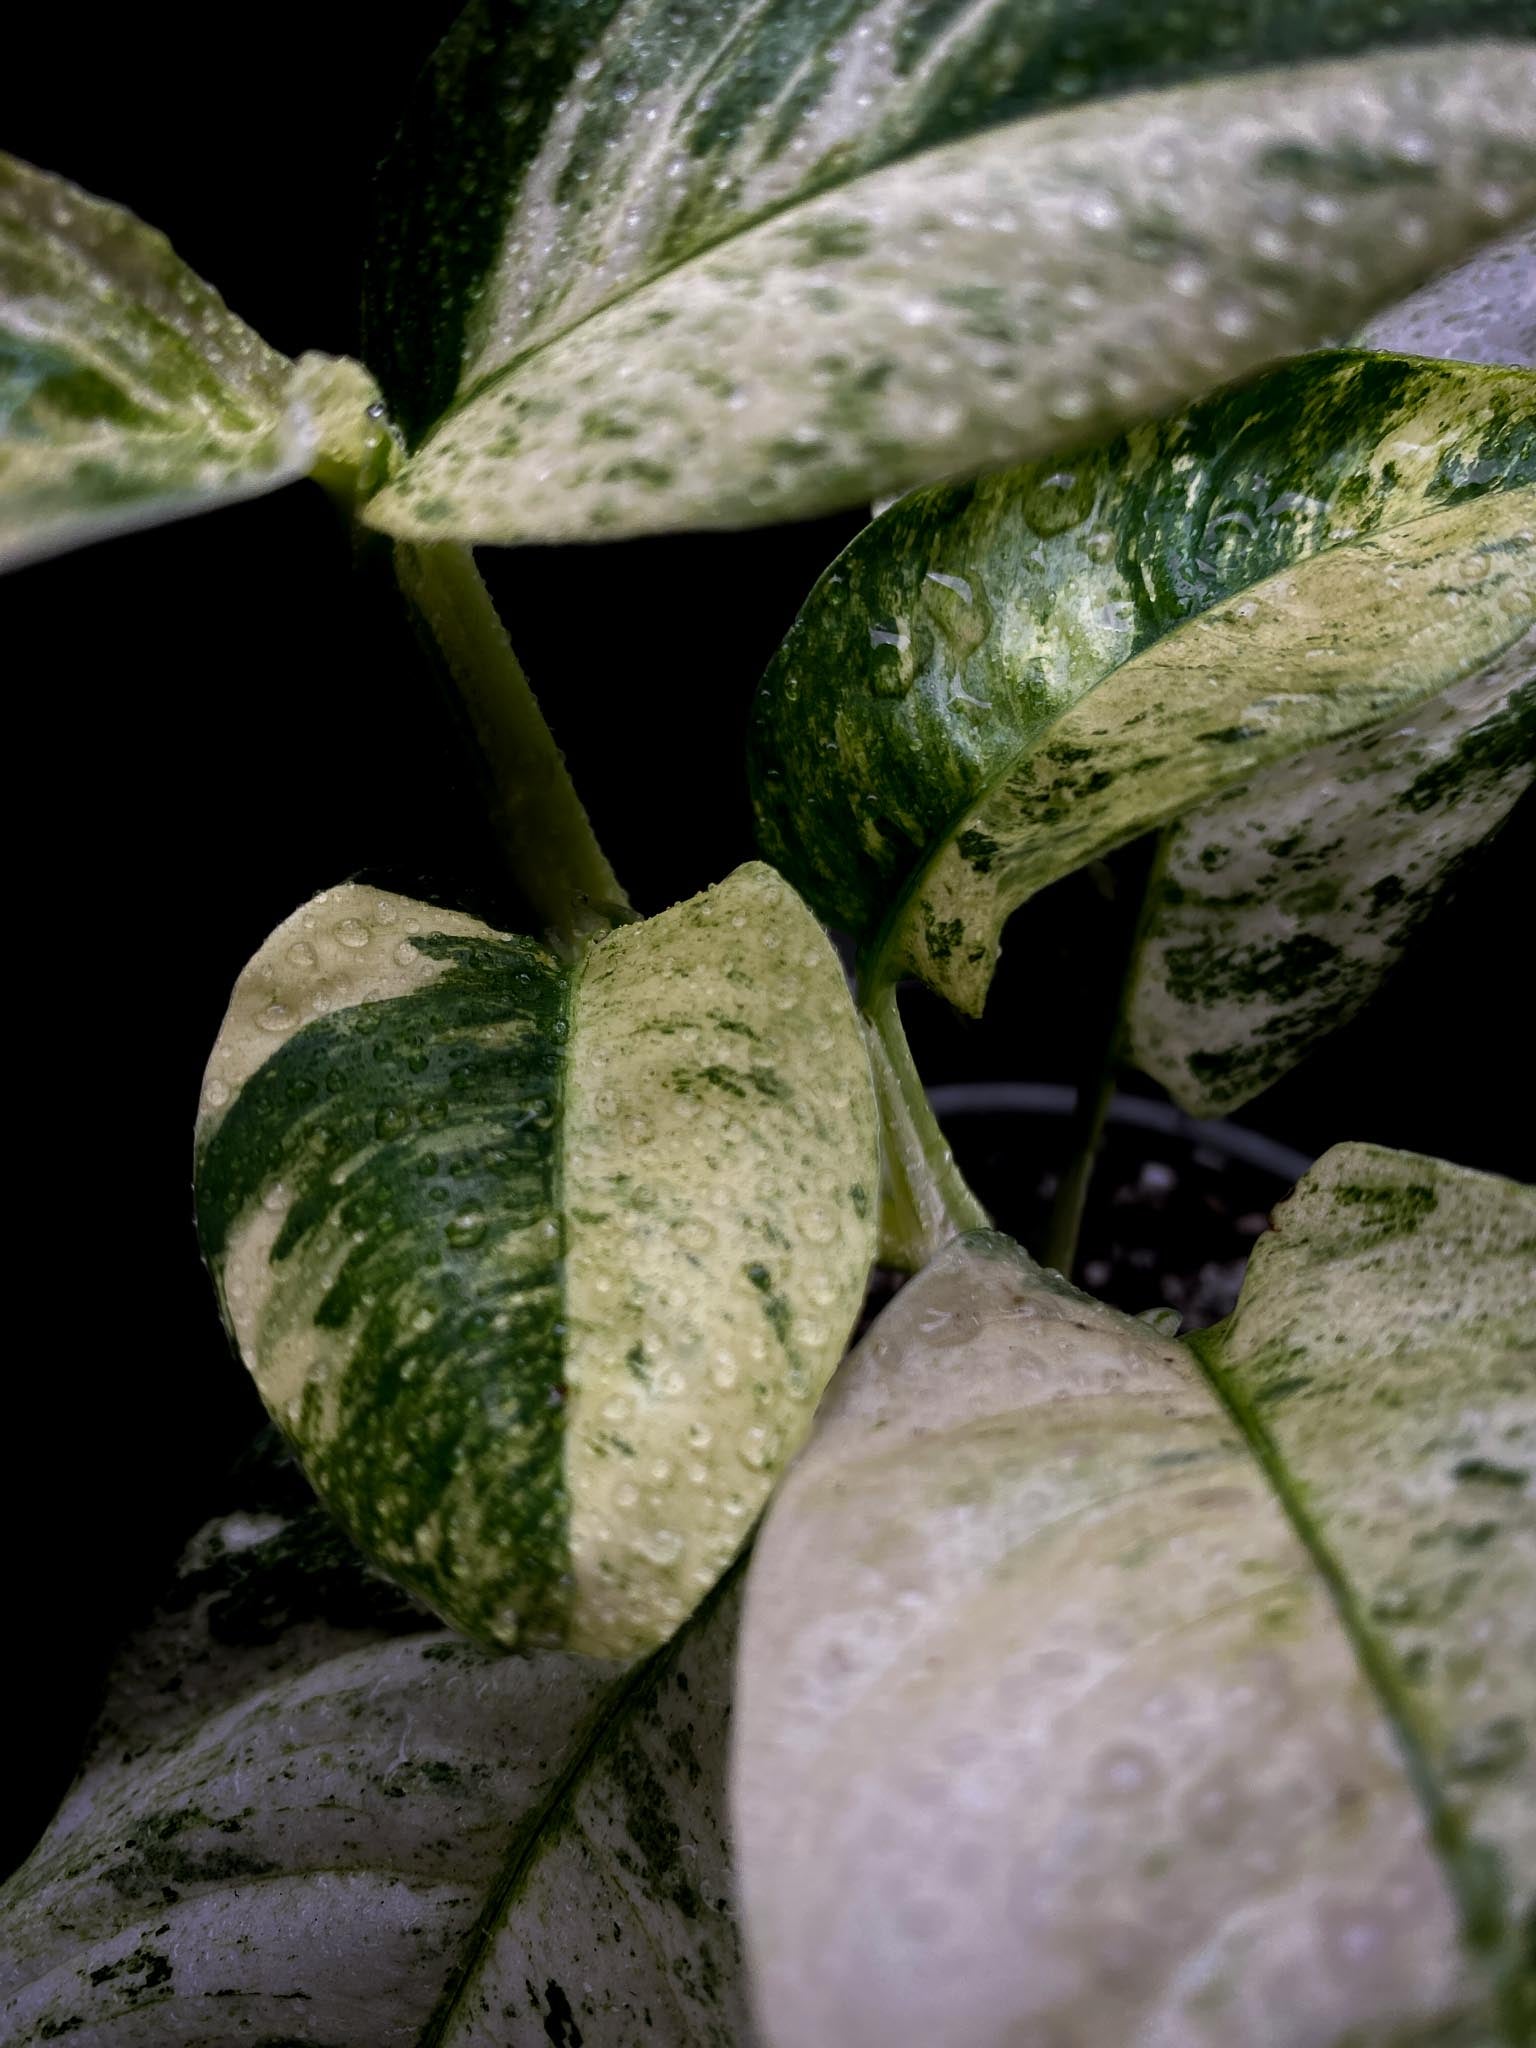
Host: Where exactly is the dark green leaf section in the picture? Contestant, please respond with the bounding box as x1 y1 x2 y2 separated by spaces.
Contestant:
366 0 625 447
748 352 1536 977
365 0 1528 447
197 928 575 1648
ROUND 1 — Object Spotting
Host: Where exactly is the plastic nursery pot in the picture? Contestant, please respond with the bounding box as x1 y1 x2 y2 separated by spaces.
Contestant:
927 1082 1313 1331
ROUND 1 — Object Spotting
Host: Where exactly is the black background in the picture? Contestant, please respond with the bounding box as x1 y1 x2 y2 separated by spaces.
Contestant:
3 10 1530 1878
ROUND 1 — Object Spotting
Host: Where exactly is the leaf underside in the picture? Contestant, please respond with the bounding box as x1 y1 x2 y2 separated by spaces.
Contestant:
1125 625 1535 1113
362 2 1536 544
194 864 877 1661
747 352 1535 1089
1357 221 1536 368
1124 228 1536 1114
0 1435 747 2047
0 154 308 569
734 1144 1535 2048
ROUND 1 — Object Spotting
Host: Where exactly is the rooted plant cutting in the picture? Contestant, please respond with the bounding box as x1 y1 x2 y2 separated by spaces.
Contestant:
2 3 1533 2043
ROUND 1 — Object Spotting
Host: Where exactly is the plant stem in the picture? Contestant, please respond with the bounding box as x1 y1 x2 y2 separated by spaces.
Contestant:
393 540 631 956
1043 834 1163 1279
863 982 991 1272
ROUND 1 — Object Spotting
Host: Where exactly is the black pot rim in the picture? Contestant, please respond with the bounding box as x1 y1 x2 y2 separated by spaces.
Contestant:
925 1082 1313 1186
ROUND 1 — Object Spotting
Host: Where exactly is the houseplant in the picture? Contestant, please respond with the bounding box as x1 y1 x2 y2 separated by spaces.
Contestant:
2 2 1532 2040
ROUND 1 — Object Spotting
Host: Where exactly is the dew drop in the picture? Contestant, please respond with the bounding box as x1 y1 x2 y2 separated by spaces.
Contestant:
1020 468 1094 537
446 1205 487 1249
635 1527 683 1566
794 1200 840 1245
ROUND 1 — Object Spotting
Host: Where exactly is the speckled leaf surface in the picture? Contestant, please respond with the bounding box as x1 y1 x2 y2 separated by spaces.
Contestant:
365 0 1529 446
360 5 1536 544
0 155 313 569
1191 1143 1536 2014
1126 626 1535 1114
748 351 1536 1013
0 1435 748 2046
1358 221 1536 367
194 864 877 1662
734 1156 1536 2047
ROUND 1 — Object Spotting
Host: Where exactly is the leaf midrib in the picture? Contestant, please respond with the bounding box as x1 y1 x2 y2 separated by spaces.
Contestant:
413 41 1423 451
412 1646 656 2048
1185 1324 1521 2038
413 1559 742 2047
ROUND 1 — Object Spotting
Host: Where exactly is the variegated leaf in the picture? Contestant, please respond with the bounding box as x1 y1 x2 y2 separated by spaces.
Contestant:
1125 234 1536 1114
194 863 877 1661
0 157 386 569
734 1146 1535 2048
1125 630 1535 1113
747 351 1536 1015
361 0 1536 545
0 1434 747 2046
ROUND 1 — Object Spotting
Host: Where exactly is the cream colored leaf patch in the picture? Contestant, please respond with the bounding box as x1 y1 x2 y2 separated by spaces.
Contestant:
363 43 1536 544
194 865 877 1661
735 1160 1535 2047
0 1439 748 2046
1127 624 1535 1114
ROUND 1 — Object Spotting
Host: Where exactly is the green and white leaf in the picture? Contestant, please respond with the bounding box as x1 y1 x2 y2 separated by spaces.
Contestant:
1357 221 1536 368
748 351 1536 1014
733 1145 1535 2048
194 863 877 1662
361 0 1536 544
1125 625 1535 1113
0 156 392 568
0 1435 747 2046
1126 234 1536 1114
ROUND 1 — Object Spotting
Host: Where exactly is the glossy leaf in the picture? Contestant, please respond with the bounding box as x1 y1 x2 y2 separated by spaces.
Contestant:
361 1 1536 544
194 864 877 1661
0 156 320 568
748 351 1536 1014
734 1145 1535 2048
0 1435 747 2046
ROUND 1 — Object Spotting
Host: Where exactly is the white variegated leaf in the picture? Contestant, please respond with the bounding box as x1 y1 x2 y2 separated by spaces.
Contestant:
1126 628 1535 1113
734 1144 1535 2048
363 5 1536 544
749 352 1535 1022
194 864 878 1662
0 156 393 568
0 1438 747 2046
